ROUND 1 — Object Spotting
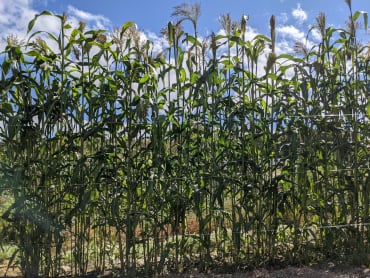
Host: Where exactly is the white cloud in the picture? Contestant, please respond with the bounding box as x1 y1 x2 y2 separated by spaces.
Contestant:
0 0 112 51
310 28 322 42
145 31 168 54
278 13 289 24
276 40 294 55
67 5 111 30
275 24 315 57
292 3 307 24
277 25 305 42
0 0 37 49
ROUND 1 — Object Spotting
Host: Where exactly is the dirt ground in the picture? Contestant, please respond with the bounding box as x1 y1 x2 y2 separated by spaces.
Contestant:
165 264 370 278
1 262 369 277
162 260 370 278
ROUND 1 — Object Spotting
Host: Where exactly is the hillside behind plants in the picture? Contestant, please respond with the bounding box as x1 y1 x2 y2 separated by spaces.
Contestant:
0 1 369 277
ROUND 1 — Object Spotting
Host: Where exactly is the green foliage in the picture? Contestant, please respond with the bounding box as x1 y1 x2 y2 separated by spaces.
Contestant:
0 2 369 277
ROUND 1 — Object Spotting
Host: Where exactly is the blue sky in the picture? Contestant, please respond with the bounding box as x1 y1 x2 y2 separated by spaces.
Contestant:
31 0 369 36
0 0 368 52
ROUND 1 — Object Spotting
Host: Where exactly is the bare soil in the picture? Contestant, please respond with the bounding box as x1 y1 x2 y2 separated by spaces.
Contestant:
165 264 370 278
1 262 370 277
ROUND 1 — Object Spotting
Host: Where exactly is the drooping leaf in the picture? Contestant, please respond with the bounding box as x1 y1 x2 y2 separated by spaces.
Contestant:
362 11 368 32
120 21 135 37
27 10 53 33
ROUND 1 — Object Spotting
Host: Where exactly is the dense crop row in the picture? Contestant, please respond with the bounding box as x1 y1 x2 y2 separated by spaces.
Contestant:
0 2 369 277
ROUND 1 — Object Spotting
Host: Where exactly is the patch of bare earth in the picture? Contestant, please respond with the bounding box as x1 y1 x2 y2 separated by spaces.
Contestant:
0 262 21 277
1 260 369 277
165 263 370 278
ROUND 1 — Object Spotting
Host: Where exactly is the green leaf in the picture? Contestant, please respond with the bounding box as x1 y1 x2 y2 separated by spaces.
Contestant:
120 21 135 37
132 94 141 105
366 102 370 118
353 11 361 22
0 103 13 114
179 68 187 83
27 10 53 33
177 50 184 67
184 34 201 47
7 116 18 138
26 50 40 57
1 59 11 75
363 12 368 32
139 74 150 84
27 18 37 34
190 72 199 85
260 99 269 113
277 53 303 63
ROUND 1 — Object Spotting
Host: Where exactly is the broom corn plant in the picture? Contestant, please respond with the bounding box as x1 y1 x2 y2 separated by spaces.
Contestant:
0 2 369 276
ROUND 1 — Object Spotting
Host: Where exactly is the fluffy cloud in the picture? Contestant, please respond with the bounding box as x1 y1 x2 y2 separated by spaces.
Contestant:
0 0 112 51
277 25 305 41
310 28 322 42
145 31 169 54
275 25 314 55
278 13 289 24
0 0 38 48
292 3 308 24
67 5 111 30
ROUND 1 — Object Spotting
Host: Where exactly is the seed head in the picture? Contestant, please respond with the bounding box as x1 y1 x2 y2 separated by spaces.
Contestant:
270 15 276 53
265 52 277 73
6 34 21 47
344 0 352 10
62 12 67 24
294 41 308 55
316 13 326 39
219 13 232 35
96 33 107 44
79 21 86 32
171 2 201 30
